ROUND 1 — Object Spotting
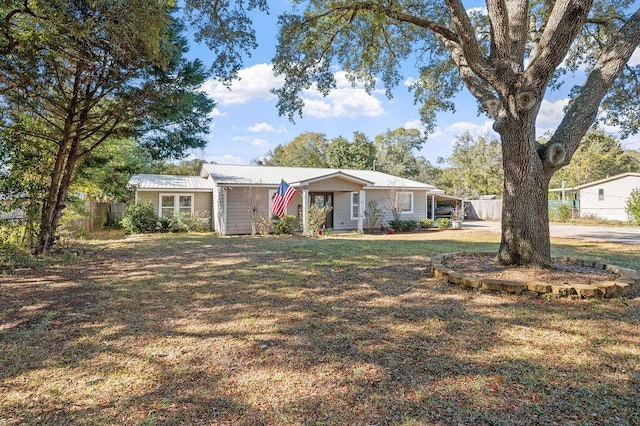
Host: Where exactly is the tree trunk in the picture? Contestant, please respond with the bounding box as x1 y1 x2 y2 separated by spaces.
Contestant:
35 139 80 255
496 114 553 267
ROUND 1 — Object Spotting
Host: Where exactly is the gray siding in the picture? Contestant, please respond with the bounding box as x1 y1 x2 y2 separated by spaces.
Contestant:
136 190 212 224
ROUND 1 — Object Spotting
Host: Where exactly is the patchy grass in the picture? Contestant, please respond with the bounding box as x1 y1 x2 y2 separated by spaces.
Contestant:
1 229 639 425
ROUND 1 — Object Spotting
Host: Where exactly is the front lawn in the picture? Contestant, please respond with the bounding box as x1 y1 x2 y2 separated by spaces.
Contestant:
1 230 639 425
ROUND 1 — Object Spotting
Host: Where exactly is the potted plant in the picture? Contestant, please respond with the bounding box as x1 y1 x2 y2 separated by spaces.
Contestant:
451 203 465 230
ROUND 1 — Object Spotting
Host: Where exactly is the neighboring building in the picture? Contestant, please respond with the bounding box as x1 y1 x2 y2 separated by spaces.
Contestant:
549 172 640 221
127 164 450 235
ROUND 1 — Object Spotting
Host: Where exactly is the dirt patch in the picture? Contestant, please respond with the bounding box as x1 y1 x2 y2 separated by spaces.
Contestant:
442 253 617 285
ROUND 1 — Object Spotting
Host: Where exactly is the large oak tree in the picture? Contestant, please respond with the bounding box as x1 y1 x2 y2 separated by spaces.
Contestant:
272 0 640 266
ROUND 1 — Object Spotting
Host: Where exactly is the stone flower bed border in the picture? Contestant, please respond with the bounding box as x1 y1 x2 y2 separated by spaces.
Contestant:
431 252 639 299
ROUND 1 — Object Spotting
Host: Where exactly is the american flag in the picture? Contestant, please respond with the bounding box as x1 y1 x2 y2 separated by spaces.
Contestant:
271 179 296 217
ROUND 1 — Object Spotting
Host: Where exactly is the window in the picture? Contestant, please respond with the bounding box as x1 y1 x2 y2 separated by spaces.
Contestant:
396 192 413 214
598 189 604 201
351 192 364 220
159 194 193 218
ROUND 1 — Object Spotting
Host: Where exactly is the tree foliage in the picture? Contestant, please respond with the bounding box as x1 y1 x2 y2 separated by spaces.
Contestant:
272 0 640 266
267 132 330 167
0 1 213 254
549 130 639 188
264 128 441 184
437 132 504 198
626 188 640 225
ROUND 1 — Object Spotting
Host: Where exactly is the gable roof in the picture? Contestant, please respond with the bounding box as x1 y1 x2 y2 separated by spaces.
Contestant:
550 172 640 192
573 172 640 190
200 164 444 192
127 174 214 190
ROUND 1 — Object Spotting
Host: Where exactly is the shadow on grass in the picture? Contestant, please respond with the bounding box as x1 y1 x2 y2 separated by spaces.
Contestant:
1 234 638 424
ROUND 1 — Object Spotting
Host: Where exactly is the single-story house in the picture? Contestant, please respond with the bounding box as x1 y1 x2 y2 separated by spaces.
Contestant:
549 172 640 221
127 164 451 235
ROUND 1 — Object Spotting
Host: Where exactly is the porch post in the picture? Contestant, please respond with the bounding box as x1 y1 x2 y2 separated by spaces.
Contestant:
431 194 435 219
357 189 365 232
302 188 309 236
222 187 228 235
213 186 225 234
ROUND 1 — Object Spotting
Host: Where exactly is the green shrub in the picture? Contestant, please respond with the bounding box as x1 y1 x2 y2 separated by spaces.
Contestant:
58 199 88 242
419 218 433 229
272 214 299 234
121 202 157 234
388 219 419 232
436 218 452 229
167 211 210 232
626 188 640 225
556 204 572 222
0 223 29 254
307 204 332 234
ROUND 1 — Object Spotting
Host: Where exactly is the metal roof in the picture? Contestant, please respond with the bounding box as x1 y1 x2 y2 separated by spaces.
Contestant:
549 172 640 192
127 174 214 190
201 164 444 192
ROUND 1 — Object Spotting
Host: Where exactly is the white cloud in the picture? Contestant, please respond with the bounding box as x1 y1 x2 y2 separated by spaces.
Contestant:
441 120 496 141
423 119 498 152
302 86 385 118
205 154 245 165
208 108 227 118
537 98 569 127
229 135 268 147
251 138 268 147
403 77 416 87
200 63 284 105
403 119 425 132
299 70 386 118
247 122 287 133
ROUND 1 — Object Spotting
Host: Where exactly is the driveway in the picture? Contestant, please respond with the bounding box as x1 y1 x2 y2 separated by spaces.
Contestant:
464 220 640 245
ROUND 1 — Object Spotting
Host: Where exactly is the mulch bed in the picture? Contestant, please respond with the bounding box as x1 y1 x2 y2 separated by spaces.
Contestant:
442 253 617 285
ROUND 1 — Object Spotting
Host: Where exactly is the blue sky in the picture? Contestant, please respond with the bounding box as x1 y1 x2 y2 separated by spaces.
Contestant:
184 1 640 166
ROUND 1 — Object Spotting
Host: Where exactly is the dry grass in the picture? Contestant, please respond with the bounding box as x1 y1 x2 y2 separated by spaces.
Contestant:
1 229 639 425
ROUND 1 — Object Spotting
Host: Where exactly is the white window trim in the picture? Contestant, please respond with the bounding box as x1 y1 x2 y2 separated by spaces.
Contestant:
158 193 195 218
396 191 414 214
351 191 365 220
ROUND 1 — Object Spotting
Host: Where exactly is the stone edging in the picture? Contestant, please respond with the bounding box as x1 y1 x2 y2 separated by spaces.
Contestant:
431 252 638 299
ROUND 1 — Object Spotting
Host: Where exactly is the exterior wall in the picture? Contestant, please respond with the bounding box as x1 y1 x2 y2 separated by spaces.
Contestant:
579 176 640 221
362 189 430 227
307 177 362 192
218 184 434 234
331 191 356 230
225 187 304 234
136 190 213 225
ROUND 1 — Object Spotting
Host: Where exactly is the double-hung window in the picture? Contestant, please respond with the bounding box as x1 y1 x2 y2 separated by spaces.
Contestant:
159 194 194 218
396 192 414 214
350 192 364 220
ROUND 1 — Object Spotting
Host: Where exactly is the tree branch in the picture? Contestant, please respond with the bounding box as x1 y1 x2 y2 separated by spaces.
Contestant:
444 0 496 85
548 8 640 169
524 0 592 89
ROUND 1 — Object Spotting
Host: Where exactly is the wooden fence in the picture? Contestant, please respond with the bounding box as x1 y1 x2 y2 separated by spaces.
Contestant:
466 199 502 221
77 202 127 232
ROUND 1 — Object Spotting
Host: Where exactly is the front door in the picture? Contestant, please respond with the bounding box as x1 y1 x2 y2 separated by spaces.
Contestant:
310 192 334 229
